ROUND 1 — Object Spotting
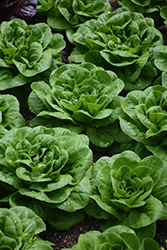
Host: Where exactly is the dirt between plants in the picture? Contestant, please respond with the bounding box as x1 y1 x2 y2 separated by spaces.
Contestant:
20 1 167 249
39 220 167 250
39 216 105 250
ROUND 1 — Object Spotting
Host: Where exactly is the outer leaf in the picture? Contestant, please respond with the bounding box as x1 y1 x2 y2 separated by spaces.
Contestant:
86 121 123 149
47 8 72 31
153 45 167 72
28 81 53 114
153 186 167 220
13 50 52 77
56 176 91 212
128 196 163 229
142 238 159 250
0 68 32 91
101 50 138 66
48 208 85 230
119 114 146 144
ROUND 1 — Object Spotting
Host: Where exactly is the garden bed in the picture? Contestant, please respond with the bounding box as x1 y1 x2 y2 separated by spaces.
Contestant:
19 2 167 248
1 0 167 249
20 110 167 250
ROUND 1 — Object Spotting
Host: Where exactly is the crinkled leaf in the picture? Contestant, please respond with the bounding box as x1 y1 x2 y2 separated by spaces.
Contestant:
129 196 163 229
13 50 52 77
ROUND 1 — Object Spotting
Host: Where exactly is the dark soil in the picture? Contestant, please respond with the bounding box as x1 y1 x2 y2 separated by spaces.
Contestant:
20 108 36 126
39 220 167 250
39 216 105 250
109 0 120 11
155 221 167 250
20 1 167 249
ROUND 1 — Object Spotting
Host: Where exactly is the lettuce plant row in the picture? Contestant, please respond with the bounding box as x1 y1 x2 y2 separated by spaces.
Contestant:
0 0 167 249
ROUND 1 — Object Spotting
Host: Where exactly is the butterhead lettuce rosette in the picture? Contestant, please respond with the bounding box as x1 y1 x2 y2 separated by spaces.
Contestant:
69 7 163 91
0 18 66 90
0 126 92 230
47 0 111 39
85 150 167 231
28 62 125 150
0 206 54 249
62 225 159 250
119 85 167 161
